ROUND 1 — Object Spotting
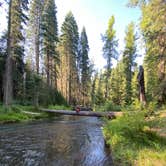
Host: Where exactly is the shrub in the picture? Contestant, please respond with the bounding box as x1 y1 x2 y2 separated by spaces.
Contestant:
104 101 121 112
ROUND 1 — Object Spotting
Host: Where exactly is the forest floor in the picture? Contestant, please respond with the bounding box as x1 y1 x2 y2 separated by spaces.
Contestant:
0 105 71 124
103 110 166 166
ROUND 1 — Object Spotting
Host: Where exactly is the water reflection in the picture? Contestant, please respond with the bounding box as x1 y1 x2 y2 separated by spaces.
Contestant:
0 116 113 166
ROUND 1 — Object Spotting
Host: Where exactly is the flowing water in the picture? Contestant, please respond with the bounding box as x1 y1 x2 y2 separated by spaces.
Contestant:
0 116 113 166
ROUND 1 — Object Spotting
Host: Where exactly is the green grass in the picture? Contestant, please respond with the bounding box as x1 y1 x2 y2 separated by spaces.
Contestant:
0 104 72 124
102 111 166 166
0 105 53 123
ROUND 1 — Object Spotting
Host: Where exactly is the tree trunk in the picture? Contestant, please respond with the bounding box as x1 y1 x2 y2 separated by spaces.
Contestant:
35 33 39 74
3 0 13 107
50 57 53 87
137 65 146 105
46 51 50 86
34 24 40 107
54 60 57 89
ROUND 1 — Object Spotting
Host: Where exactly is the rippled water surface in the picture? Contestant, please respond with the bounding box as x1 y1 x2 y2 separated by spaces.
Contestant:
0 116 113 166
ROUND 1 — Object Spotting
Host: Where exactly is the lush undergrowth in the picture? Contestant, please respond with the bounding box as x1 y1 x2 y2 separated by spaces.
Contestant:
103 110 166 166
0 104 70 123
0 105 48 123
95 101 122 112
47 105 72 110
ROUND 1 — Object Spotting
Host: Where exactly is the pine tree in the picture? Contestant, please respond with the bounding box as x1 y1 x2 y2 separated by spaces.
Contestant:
3 0 28 106
28 0 44 74
26 0 44 106
110 60 124 105
79 27 91 105
102 16 118 99
141 0 166 103
58 11 79 104
42 0 58 87
95 71 105 105
122 22 137 104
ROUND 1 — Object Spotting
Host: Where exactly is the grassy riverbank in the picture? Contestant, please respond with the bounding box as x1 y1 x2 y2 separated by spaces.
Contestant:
103 110 166 166
0 105 71 124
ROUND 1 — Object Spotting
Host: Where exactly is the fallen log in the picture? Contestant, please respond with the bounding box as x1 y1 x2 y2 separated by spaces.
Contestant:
40 108 123 119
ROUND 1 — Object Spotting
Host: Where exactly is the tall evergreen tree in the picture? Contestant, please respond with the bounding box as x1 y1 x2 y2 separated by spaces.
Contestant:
122 22 137 104
3 0 28 106
42 0 58 87
79 27 91 105
58 11 79 104
102 16 118 99
26 0 44 106
109 60 124 105
94 72 105 105
28 0 44 74
141 0 166 103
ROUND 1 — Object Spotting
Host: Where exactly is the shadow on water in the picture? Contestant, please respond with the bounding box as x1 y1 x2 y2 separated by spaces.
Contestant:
0 115 113 166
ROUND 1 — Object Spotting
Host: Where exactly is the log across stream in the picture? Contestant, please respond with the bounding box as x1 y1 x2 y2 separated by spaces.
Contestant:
40 108 123 119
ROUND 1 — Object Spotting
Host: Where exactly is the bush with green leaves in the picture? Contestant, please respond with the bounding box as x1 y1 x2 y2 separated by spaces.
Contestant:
17 67 68 106
104 101 121 112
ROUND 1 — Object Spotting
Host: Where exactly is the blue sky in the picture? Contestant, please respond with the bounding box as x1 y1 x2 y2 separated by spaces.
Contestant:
56 0 143 69
0 0 143 69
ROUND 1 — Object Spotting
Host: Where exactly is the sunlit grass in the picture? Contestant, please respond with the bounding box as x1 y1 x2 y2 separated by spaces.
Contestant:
0 105 49 123
103 111 166 166
136 149 166 166
0 104 73 123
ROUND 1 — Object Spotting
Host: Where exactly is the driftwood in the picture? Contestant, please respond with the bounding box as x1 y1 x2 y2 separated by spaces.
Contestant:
40 109 123 119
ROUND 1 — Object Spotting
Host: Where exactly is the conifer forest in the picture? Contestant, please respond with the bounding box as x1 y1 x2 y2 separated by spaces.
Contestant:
0 0 166 166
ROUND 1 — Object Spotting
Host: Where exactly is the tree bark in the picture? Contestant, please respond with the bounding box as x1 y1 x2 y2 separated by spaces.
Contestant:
34 25 40 107
35 33 39 74
3 0 13 106
137 65 146 105
46 50 50 86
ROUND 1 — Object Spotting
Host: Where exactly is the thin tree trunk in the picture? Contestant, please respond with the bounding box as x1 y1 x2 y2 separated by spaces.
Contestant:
137 65 146 105
3 0 13 107
60 53 63 93
46 50 50 86
35 34 39 74
50 57 53 87
34 24 40 107
105 71 109 99
54 60 57 89
67 51 71 103
66 51 69 102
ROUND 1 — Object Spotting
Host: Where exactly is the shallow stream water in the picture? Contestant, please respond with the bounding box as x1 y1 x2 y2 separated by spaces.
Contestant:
0 116 113 166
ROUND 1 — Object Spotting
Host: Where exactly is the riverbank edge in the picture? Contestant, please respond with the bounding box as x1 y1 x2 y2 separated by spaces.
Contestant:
0 105 71 124
102 111 166 166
